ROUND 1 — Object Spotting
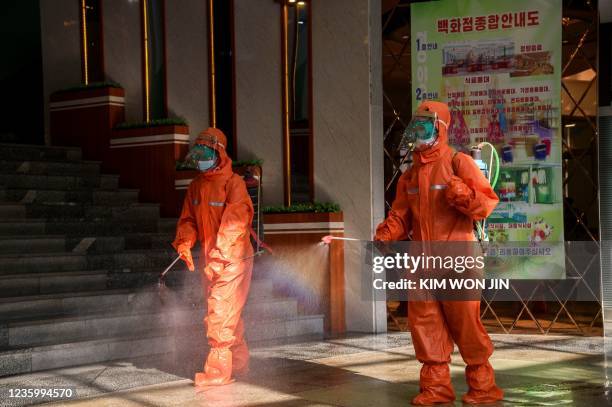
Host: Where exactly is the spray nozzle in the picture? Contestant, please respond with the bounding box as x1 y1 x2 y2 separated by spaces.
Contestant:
321 235 334 245
320 235 360 245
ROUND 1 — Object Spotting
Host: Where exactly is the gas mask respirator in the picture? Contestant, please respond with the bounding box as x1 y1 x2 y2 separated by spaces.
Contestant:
182 143 218 172
399 111 447 153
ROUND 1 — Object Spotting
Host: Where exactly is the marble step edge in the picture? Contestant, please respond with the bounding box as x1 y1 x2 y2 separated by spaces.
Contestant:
0 314 325 376
2 297 301 331
0 232 174 242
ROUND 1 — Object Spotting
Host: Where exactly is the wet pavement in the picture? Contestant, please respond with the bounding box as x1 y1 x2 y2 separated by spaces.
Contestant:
2 332 611 406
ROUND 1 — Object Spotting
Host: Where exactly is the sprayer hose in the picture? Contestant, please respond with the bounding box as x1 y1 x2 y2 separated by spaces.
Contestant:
477 142 500 189
475 142 501 242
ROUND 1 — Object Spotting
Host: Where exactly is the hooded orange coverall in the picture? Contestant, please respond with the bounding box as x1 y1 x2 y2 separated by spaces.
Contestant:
375 101 504 405
173 128 254 387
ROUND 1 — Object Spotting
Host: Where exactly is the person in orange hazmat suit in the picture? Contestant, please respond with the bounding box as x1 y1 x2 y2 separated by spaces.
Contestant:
375 101 504 405
173 127 254 387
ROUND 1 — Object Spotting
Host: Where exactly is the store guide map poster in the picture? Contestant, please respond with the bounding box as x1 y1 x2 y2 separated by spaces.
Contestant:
411 0 565 279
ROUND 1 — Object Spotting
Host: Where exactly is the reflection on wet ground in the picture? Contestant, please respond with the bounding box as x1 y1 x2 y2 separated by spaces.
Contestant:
2 332 611 406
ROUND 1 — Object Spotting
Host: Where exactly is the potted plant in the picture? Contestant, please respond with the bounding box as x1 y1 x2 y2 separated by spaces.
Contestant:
112 117 189 140
51 81 124 101
263 201 342 228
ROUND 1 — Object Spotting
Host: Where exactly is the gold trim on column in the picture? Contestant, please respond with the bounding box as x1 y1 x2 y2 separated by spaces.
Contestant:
207 0 217 127
281 0 292 206
142 0 151 122
80 0 89 85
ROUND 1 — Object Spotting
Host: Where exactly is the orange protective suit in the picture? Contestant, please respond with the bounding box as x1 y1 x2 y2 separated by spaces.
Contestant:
173 128 254 387
376 101 503 405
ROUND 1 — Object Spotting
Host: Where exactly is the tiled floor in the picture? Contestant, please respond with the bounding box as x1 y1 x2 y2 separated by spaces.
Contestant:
2 332 612 406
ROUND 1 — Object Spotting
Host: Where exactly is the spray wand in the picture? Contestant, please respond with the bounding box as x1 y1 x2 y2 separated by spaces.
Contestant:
158 255 182 289
159 248 269 287
157 249 269 304
228 250 267 266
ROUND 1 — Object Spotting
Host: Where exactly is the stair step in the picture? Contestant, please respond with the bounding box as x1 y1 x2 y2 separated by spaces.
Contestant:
0 202 159 220
0 270 112 297
2 298 301 349
0 204 25 218
0 252 90 274
0 314 324 376
0 266 270 298
0 249 180 274
0 143 82 161
0 244 243 280
0 187 140 205
0 235 69 254
158 218 177 233
0 219 160 236
0 233 174 255
0 288 165 320
0 220 47 235
0 279 276 319
0 268 164 297
0 258 275 297
0 173 118 190
0 159 101 176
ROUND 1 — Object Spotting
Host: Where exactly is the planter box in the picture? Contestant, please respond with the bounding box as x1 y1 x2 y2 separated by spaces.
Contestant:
261 211 345 333
108 125 191 217
49 87 125 163
174 169 200 192
111 124 189 141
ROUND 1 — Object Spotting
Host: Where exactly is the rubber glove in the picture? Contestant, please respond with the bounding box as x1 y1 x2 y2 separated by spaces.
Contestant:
177 244 195 272
446 175 474 209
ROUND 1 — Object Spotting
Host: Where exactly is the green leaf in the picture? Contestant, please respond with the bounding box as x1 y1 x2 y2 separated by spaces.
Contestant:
114 117 188 130
55 81 122 93
263 202 340 214
232 159 264 167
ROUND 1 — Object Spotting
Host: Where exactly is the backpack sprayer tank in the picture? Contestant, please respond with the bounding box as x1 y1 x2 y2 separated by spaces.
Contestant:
468 142 500 242
470 147 489 179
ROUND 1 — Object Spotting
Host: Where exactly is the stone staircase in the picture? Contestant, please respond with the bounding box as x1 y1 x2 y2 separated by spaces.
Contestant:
0 143 323 377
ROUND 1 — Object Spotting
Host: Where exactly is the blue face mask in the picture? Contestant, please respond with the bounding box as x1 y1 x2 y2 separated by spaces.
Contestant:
196 146 218 172
197 158 217 171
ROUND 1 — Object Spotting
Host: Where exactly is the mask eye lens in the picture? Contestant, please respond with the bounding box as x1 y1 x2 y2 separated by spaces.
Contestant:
182 143 218 171
399 112 439 152
412 120 434 139
414 125 427 137
201 146 216 160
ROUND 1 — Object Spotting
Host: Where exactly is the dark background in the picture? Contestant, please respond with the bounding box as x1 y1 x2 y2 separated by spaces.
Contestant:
0 0 44 144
